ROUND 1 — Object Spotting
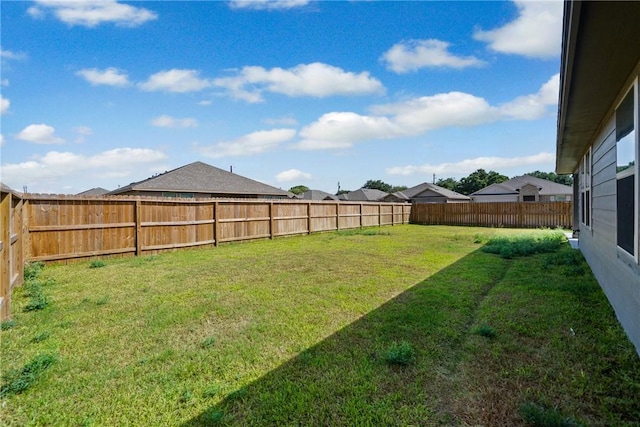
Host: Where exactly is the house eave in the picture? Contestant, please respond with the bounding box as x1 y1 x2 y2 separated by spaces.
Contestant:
556 1 640 174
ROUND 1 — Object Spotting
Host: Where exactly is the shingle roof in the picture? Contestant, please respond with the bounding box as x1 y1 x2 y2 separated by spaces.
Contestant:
338 188 388 201
0 182 21 196
470 175 573 196
109 161 290 197
77 187 110 196
298 189 339 201
395 182 469 200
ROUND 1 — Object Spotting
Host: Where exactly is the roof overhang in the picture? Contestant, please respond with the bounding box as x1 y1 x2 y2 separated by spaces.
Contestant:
556 1 640 174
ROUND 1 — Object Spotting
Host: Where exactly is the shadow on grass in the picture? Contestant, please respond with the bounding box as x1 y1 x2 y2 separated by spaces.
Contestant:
182 247 512 426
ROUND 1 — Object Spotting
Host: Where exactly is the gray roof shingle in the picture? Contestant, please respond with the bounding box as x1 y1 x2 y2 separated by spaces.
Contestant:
109 161 290 197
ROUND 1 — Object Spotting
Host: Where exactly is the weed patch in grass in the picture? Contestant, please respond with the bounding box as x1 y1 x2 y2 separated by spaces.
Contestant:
1 319 17 330
474 324 496 338
482 231 565 258
0 353 57 397
201 336 216 348
383 341 415 366
89 260 106 269
23 262 45 281
96 296 109 305
519 402 584 427
31 331 51 343
336 228 391 236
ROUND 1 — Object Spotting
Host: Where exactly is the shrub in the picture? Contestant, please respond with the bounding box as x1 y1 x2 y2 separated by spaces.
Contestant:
483 232 565 258
31 331 51 343
384 341 415 366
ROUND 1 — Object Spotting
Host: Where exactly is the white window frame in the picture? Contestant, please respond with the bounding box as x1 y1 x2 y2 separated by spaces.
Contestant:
615 78 639 261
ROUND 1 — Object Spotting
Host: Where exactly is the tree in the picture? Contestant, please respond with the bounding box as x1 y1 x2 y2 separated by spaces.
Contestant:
455 169 508 195
363 179 393 193
523 171 573 186
389 185 408 193
435 177 459 191
288 185 309 195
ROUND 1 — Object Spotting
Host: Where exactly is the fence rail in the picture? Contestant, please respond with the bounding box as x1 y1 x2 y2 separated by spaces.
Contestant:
409 201 573 229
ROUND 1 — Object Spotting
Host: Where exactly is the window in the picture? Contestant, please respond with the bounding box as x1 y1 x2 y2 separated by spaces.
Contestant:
580 148 591 227
616 83 638 256
523 195 535 202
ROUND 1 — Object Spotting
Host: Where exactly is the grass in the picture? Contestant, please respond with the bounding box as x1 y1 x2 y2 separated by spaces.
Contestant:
1 225 639 426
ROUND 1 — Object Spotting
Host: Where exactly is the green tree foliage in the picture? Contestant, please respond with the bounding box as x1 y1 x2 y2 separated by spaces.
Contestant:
454 169 508 195
435 177 459 191
288 185 310 195
363 180 408 194
363 180 393 193
523 171 573 186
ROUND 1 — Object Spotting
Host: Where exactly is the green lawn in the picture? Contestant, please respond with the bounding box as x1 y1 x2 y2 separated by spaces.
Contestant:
1 225 639 426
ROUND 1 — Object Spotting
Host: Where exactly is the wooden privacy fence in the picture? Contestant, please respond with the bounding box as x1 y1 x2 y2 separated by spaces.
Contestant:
0 188 25 320
24 196 411 263
410 201 573 229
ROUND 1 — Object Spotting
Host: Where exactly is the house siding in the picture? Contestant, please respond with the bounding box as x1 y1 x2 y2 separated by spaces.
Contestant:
579 113 640 355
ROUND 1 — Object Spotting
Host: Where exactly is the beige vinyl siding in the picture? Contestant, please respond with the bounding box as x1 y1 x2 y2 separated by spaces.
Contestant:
591 121 617 244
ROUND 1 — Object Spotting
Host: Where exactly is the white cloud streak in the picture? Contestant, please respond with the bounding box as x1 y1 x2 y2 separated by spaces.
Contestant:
16 124 65 144
76 67 130 87
276 169 312 183
0 95 9 115
151 115 198 128
214 62 384 102
29 0 158 27
381 39 485 73
139 69 212 93
386 152 556 177
194 128 296 158
295 74 559 150
1 148 168 192
0 48 27 61
228 0 310 10
473 0 563 59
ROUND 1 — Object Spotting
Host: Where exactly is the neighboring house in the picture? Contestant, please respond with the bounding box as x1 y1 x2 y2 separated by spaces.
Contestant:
77 187 110 196
109 161 291 199
383 182 470 204
338 188 388 202
470 175 572 203
556 1 640 355
298 189 339 201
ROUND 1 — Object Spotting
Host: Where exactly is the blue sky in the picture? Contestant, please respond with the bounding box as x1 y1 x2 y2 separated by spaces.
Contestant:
0 0 563 194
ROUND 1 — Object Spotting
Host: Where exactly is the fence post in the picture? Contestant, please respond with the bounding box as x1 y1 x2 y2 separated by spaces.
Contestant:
135 199 142 256
214 201 219 246
359 203 363 228
0 191 10 320
307 202 312 234
269 202 274 239
335 203 340 230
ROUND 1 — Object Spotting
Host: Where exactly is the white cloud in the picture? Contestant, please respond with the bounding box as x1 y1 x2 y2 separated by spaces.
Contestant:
214 62 384 102
1 148 168 191
29 0 158 27
1 79 9 87
16 124 65 144
0 95 9 115
198 100 213 106
295 75 558 150
386 152 555 177
73 126 93 143
139 69 212 93
381 39 485 73
76 67 130 87
263 115 298 126
0 48 27 61
194 128 296 158
228 0 310 10
499 73 559 119
474 0 563 59
0 134 4 146
276 169 312 183
151 115 198 128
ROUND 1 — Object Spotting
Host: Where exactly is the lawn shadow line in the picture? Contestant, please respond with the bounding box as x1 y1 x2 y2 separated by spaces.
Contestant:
181 247 506 426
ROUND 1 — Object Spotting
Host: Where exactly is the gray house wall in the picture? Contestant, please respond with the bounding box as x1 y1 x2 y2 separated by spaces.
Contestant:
578 113 640 355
